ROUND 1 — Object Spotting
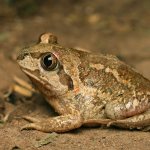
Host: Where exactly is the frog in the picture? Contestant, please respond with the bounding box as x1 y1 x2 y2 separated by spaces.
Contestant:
17 33 150 132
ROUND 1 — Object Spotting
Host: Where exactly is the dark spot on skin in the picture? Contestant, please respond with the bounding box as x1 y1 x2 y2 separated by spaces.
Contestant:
57 65 74 91
68 78 74 90
74 94 82 100
29 52 52 59
30 52 42 59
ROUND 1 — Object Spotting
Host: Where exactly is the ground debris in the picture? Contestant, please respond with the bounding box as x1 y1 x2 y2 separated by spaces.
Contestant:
2 76 36 103
13 76 36 97
35 132 59 148
0 76 37 123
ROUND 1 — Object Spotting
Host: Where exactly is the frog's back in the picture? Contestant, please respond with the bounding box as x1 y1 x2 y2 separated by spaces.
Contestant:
77 51 150 98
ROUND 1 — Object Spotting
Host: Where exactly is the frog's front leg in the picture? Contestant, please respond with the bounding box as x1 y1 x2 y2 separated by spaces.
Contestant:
21 113 82 133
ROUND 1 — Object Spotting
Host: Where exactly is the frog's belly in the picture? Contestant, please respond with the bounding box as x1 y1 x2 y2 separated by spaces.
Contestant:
74 93 107 120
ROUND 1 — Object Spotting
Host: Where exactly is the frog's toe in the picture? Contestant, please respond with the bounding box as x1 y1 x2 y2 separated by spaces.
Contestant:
21 122 60 132
22 116 41 123
21 123 43 131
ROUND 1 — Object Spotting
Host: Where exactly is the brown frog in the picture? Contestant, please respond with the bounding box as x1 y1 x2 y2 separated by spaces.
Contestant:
17 33 150 132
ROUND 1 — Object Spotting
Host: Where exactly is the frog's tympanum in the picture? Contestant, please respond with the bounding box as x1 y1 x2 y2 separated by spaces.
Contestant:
17 33 150 132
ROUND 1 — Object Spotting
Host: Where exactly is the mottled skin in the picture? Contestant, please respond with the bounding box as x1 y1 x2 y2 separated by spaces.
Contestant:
17 33 150 132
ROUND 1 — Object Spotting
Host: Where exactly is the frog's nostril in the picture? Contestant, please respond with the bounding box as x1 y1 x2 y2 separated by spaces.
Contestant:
17 54 25 60
17 52 29 60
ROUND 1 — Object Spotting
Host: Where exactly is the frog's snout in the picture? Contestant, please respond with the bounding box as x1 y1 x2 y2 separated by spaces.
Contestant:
17 53 25 61
17 48 30 62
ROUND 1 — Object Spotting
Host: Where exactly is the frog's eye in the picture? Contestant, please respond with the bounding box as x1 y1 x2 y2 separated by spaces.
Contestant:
40 53 58 71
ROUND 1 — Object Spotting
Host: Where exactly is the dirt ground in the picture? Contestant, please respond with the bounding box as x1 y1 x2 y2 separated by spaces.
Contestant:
0 0 150 150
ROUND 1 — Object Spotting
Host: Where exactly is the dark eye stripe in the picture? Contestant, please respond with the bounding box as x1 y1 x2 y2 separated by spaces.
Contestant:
17 52 42 60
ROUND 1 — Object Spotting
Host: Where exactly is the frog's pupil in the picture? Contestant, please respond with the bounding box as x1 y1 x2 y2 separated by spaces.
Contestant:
44 54 52 67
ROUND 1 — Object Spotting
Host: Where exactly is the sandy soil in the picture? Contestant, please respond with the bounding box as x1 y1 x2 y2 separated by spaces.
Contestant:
0 0 150 150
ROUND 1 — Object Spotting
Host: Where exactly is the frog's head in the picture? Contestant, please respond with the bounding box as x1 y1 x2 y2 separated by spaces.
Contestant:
17 33 82 97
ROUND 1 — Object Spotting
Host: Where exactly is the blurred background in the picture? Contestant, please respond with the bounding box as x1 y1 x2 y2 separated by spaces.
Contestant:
0 1 150 149
0 0 150 77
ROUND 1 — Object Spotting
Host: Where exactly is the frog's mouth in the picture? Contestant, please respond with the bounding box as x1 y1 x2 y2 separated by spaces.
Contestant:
22 68 69 97
21 68 59 98
21 68 45 85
